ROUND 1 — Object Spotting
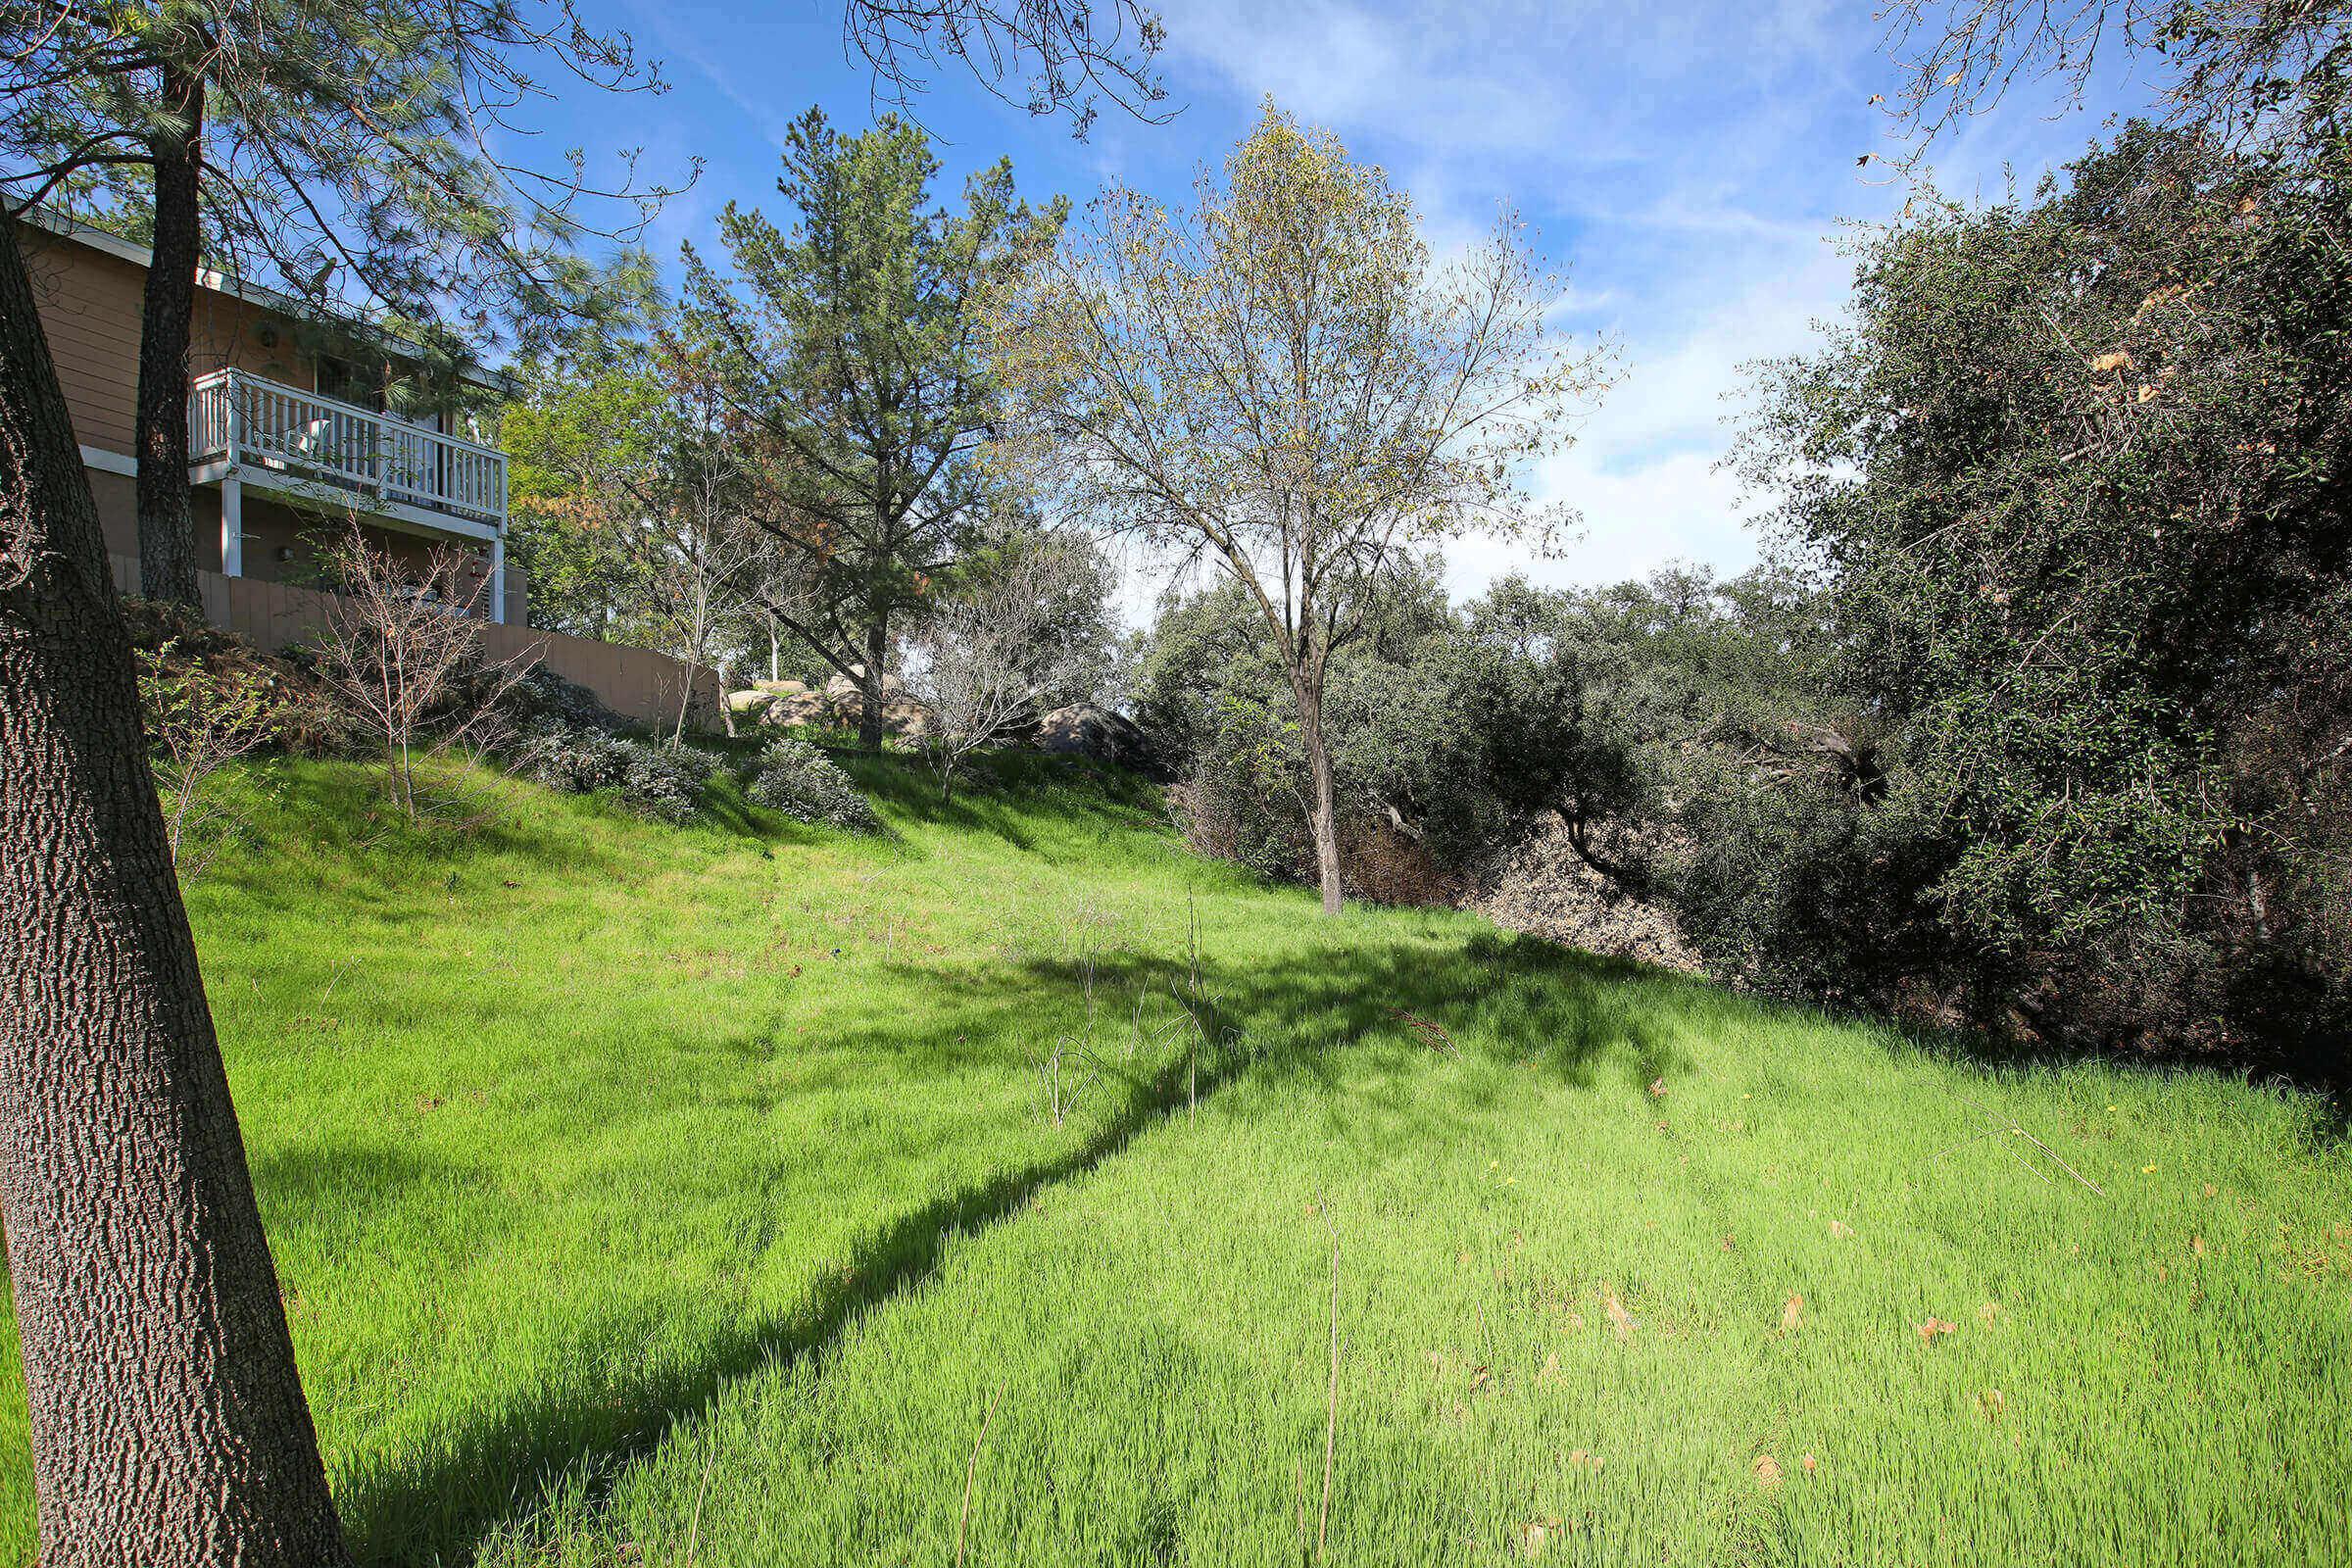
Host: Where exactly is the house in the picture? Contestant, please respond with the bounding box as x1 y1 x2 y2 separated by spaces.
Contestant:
17 207 523 624
14 207 727 726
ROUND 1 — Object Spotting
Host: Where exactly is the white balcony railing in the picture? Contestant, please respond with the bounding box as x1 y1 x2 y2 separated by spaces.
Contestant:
189 367 505 527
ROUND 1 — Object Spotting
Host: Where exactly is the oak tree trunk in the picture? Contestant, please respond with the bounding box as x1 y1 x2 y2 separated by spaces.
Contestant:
135 65 205 608
1296 674 1346 915
1 214 351 1568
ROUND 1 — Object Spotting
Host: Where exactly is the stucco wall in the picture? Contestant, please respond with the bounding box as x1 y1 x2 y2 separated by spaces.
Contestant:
109 558 708 729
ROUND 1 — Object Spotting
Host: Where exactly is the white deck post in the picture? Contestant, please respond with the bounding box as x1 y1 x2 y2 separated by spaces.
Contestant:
220 472 243 578
489 534 506 624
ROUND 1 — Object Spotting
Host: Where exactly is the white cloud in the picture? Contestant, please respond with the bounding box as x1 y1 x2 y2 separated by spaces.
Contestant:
1104 0 2158 614
1450 448 1759 597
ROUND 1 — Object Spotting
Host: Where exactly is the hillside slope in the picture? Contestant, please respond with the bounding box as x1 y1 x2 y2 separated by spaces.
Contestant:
0 756 2345 1566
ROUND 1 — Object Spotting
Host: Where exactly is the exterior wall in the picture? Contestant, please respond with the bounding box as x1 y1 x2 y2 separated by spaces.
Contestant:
37 217 550 694
105 559 714 729
18 220 319 460
89 465 223 569
88 465 139 560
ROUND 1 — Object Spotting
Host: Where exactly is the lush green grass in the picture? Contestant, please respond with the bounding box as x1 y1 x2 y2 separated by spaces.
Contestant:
0 753 2345 1566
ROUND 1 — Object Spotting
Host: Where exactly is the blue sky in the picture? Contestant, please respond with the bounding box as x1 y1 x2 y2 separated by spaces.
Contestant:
530 1 2150 603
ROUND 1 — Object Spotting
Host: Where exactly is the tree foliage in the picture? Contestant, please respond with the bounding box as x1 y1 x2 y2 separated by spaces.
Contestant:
1730 120 2350 1062
988 101 1613 911
682 108 1063 747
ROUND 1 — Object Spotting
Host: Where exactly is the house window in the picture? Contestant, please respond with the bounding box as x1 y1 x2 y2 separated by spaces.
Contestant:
316 354 383 411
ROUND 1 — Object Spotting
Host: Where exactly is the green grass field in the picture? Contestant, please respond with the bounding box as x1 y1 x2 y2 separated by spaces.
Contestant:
1 754 2345 1566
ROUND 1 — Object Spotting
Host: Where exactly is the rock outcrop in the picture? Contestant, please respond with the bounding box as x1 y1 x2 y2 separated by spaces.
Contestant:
1033 704 1155 772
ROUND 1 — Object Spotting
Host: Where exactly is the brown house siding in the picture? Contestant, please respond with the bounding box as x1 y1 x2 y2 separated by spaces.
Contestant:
18 219 318 460
33 217 675 723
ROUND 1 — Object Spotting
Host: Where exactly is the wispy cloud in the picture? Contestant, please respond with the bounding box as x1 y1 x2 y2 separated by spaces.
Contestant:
1152 0 2127 600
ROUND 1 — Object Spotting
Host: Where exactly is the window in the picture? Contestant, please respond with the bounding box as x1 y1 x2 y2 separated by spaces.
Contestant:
315 354 383 411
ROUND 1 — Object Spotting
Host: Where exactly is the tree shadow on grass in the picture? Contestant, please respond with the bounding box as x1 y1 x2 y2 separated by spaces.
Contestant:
843 752 1165 859
321 923 1694 1564
336 1012 1245 1563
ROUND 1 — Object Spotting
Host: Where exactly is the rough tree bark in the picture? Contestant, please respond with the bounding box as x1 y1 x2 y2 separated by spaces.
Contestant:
134 64 205 608
859 615 888 752
1294 666 1346 916
0 215 351 1568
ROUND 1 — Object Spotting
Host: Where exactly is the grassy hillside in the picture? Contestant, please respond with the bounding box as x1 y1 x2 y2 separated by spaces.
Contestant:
0 755 2345 1566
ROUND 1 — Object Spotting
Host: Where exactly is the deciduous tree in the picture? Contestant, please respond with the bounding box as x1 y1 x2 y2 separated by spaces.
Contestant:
906 527 1111 798
986 103 1613 912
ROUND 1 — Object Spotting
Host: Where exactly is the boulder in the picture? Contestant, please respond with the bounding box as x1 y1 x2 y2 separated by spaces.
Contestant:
758 690 830 728
726 689 777 715
753 678 808 696
823 667 924 738
1033 704 1153 770
822 666 906 705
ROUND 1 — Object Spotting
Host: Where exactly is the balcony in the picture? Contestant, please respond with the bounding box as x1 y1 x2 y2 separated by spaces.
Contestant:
188 367 507 531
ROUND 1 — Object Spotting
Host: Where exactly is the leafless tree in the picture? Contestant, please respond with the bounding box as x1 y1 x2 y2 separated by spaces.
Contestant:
1879 0 2351 155
310 521 536 819
905 532 1103 799
623 383 769 745
842 0 1170 138
134 639 278 876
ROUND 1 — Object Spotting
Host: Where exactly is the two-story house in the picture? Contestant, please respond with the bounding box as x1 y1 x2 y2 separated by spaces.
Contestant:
18 207 523 623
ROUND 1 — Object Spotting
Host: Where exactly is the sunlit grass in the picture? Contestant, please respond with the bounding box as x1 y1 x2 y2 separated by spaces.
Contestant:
0 753 2344 1566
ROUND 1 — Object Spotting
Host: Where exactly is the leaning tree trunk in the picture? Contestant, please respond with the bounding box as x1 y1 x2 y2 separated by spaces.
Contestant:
134 65 206 608
0 215 351 1568
1295 673 1346 916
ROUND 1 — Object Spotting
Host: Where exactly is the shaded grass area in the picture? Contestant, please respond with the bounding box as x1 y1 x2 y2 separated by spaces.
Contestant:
0 752 2346 1566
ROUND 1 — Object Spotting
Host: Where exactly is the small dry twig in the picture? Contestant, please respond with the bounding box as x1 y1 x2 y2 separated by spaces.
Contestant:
1949 1091 2106 1196
956 1380 1007 1568
683 1443 716 1563
1382 1005 1458 1056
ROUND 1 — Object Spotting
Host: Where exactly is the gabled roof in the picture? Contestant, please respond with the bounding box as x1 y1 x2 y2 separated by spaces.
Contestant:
16 205 516 397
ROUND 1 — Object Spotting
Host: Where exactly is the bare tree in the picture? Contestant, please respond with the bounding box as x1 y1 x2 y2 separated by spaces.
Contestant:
843 0 1170 137
135 638 278 876
310 522 536 819
905 531 1106 799
628 431 767 746
986 103 1615 912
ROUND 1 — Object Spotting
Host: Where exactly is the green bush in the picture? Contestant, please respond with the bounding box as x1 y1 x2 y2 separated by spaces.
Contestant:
515 719 715 823
746 738 880 832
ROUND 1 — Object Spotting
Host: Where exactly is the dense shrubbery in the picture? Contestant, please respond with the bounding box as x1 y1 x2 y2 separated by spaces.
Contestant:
513 719 721 823
746 738 881 832
1138 564 1822 911
1715 122 2350 1071
120 596 358 756
1141 116 2352 1080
